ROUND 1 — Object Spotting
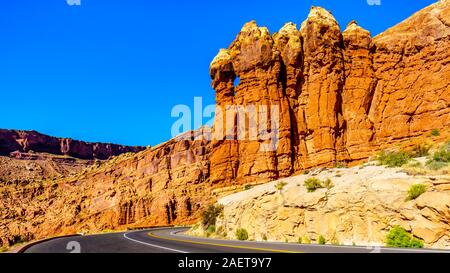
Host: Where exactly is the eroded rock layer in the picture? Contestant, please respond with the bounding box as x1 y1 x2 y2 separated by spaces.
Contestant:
210 1 450 185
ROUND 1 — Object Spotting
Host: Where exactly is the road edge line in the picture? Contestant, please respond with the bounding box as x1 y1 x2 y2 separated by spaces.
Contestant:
17 234 82 253
123 231 188 253
148 231 301 253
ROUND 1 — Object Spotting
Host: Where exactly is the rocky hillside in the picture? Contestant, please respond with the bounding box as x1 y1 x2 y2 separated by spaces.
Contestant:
206 162 450 248
0 130 210 247
1 0 450 248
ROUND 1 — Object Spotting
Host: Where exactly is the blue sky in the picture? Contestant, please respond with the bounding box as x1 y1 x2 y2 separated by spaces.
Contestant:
0 0 436 146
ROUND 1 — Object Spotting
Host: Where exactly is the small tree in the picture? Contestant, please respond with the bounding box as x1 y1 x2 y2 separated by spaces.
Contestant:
201 205 223 228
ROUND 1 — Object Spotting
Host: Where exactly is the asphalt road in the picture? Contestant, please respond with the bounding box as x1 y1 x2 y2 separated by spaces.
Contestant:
23 227 450 253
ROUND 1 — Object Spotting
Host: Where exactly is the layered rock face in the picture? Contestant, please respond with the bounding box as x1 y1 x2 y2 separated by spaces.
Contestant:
0 130 211 246
0 129 145 160
210 0 450 185
216 165 450 248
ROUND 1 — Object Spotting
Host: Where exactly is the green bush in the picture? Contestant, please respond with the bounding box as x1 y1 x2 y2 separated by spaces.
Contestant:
302 235 311 244
304 178 333 192
376 150 411 167
318 235 326 245
235 228 249 241
201 205 224 228
297 237 302 244
425 160 448 170
406 184 426 201
243 184 253 191
304 178 323 192
386 226 424 248
425 144 450 170
275 181 288 191
206 225 216 237
430 129 440 137
431 146 450 163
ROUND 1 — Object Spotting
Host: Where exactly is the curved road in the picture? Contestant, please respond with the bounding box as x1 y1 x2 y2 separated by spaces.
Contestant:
24 227 450 253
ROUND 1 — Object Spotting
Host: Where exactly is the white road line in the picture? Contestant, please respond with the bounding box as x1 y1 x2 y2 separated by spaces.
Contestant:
123 231 188 253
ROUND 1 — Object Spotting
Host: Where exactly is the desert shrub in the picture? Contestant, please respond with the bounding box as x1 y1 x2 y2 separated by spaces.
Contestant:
410 143 431 157
206 225 216 237
376 150 411 167
304 178 323 192
334 161 347 168
430 129 440 137
235 228 249 241
323 178 334 189
275 181 288 191
318 235 326 245
386 226 424 248
431 146 450 163
297 237 302 244
425 145 450 170
201 205 224 229
302 235 311 244
262 234 267 241
425 160 448 170
406 184 426 201
243 184 253 191
405 160 421 168
304 178 333 192
331 238 340 245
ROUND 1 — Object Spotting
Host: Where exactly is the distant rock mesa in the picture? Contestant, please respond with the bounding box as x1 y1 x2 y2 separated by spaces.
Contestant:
0 129 145 160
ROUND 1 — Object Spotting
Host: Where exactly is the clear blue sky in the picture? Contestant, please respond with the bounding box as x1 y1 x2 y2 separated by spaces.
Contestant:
0 0 436 146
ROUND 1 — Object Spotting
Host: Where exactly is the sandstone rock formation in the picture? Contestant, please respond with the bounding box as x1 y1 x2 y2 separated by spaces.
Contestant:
210 0 450 185
215 165 450 248
0 129 145 160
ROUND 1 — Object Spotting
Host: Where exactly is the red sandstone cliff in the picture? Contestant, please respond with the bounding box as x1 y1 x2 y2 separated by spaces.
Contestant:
210 0 450 186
